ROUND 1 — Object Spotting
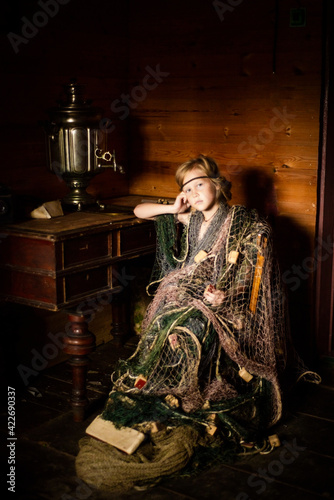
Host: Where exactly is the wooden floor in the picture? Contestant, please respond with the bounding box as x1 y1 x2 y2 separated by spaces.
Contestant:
2 338 334 500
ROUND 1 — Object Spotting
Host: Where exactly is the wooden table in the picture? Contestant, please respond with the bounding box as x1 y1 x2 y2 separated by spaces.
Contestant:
0 210 155 421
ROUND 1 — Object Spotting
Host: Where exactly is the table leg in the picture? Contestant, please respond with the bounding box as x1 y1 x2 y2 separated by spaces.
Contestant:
110 290 129 345
63 312 95 422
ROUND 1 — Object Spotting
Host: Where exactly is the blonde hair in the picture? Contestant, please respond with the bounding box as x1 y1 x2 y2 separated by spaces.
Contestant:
175 155 232 202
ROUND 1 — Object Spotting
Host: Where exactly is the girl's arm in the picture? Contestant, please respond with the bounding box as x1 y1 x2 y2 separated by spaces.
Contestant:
133 193 190 220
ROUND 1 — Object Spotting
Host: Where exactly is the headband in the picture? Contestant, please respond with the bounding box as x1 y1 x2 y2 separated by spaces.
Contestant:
181 175 218 190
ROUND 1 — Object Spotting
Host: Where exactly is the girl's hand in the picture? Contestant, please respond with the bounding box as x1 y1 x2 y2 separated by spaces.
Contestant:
134 193 190 220
204 285 226 306
173 192 190 214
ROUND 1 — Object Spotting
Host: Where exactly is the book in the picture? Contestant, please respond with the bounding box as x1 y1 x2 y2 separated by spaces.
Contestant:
85 415 146 455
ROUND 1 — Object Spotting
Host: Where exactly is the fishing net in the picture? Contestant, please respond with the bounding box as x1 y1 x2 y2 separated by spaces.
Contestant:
76 203 321 490
104 204 287 425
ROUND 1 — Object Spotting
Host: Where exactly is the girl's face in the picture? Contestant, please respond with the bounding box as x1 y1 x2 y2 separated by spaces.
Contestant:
182 168 219 212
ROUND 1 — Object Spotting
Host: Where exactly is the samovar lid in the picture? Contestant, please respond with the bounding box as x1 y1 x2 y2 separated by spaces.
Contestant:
47 79 103 126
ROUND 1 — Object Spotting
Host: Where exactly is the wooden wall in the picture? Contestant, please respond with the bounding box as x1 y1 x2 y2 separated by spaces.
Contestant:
1 0 323 240
0 0 323 233
0 0 325 369
127 0 322 236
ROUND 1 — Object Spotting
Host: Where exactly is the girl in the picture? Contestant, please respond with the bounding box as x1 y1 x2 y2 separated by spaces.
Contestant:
77 156 319 490
102 154 287 438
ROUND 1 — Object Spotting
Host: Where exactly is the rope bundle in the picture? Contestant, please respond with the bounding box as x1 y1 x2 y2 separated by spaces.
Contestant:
76 425 199 492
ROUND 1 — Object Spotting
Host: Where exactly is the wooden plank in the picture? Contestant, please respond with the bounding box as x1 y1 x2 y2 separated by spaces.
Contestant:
127 116 321 144
127 158 318 190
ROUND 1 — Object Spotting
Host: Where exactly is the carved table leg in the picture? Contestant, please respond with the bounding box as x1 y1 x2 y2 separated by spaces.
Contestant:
63 312 95 422
110 290 129 345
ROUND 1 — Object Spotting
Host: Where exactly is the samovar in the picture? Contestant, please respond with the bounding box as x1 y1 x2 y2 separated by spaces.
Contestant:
44 80 123 209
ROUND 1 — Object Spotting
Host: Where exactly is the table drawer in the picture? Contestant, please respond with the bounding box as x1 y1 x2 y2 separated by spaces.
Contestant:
63 232 109 267
116 224 155 256
65 265 110 300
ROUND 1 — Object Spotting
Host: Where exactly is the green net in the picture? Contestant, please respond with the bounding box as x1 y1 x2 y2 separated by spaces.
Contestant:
103 205 291 436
